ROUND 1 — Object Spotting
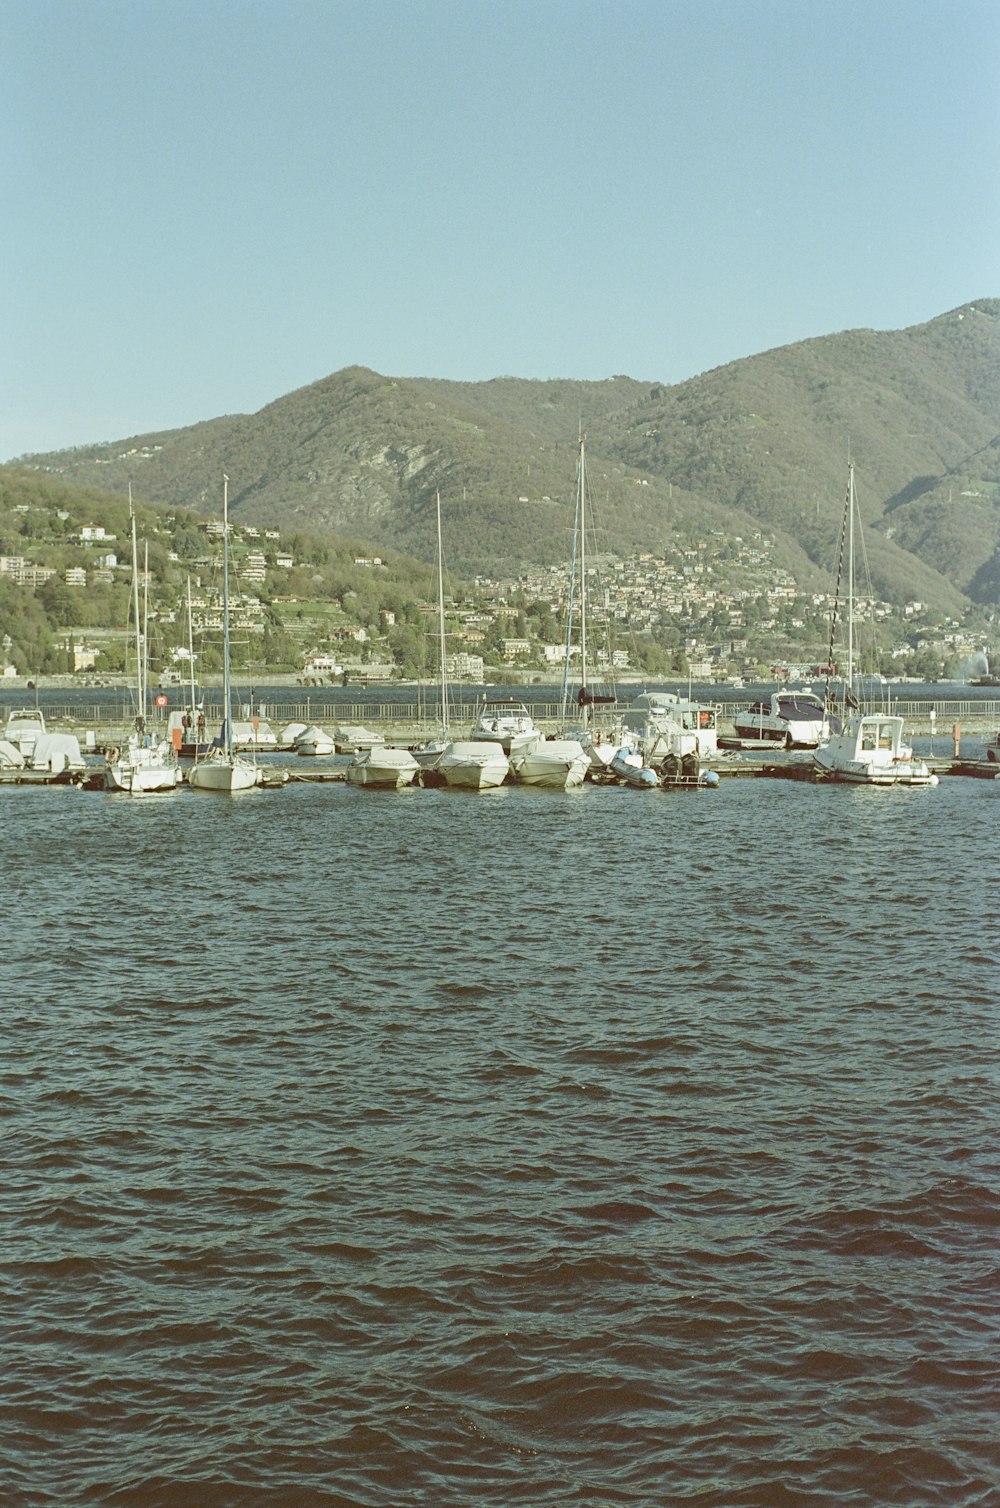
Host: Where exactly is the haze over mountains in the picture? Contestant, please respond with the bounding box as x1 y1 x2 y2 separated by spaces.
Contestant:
18 301 1000 612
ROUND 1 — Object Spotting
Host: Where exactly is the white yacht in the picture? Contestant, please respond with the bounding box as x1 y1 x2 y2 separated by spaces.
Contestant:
471 699 540 755
437 739 509 790
3 709 46 761
814 711 938 786
105 508 181 794
813 464 938 789
621 691 718 760
189 477 264 795
733 689 839 748
292 724 336 756
344 746 419 788
509 737 589 790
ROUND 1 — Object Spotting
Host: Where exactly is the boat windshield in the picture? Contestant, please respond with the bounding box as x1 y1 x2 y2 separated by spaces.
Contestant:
778 697 824 721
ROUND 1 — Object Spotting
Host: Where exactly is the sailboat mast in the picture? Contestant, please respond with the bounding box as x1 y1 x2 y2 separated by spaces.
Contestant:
847 462 855 692
436 492 448 736
579 433 588 728
186 576 196 714
222 474 233 759
142 541 150 725
129 493 144 723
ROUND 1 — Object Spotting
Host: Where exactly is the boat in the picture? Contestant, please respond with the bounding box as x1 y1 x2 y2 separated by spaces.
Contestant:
293 724 336 756
164 581 213 756
333 725 386 754
558 433 622 772
609 747 659 788
105 507 181 794
412 493 456 779
230 718 279 749
24 730 88 778
814 708 939 785
416 495 511 789
188 476 265 795
3 708 46 761
657 751 722 790
0 738 24 769
509 737 590 790
733 688 840 748
621 690 718 761
344 745 419 788
437 739 509 790
471 698 540 755
813 464 938 788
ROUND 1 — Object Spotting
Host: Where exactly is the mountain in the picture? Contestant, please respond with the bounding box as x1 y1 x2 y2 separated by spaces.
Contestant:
17 301 1000 609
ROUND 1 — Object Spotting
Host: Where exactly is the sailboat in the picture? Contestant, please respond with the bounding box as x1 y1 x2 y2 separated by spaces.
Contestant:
413 493 455 779
105 503 181 794
813 464 938 787
417 493 509 790
558 433 620 772
165 579 213 756
188 476 264 794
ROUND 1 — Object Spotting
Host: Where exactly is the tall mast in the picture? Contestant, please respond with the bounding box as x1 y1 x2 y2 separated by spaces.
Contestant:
579 432 588 728
222 473 233 758
128 486 144 723
847 462 855 691
142 540 150 725
436 492 448 737
186 576 196 714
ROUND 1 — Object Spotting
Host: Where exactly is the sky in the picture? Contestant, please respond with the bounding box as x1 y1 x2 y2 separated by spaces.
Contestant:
3 0 998 460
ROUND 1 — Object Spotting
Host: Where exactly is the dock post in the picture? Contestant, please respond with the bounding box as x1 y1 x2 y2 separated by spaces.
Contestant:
952 721 961 757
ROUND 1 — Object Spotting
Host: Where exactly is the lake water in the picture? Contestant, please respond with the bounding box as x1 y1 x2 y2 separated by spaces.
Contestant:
2 774 998 1506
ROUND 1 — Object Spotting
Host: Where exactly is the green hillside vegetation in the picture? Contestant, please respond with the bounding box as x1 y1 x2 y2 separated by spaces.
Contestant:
0 467 455 679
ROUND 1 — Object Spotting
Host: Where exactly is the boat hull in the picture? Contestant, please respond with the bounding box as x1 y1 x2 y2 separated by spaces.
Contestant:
106 763 181 794
345 749 419 788
188 757 262 793
438 741 509 790
509 739 589 790
813 714 938 787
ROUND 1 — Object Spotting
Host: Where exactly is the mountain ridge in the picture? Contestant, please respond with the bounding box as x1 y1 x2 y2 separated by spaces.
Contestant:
16 300 999 610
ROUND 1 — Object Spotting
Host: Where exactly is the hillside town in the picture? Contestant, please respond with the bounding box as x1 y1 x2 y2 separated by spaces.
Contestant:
0 485 992 687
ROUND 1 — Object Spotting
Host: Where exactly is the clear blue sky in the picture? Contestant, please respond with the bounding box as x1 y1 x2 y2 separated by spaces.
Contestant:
3 0 998 460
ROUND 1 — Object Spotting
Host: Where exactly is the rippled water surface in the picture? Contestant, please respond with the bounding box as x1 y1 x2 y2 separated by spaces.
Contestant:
3 775 998 1506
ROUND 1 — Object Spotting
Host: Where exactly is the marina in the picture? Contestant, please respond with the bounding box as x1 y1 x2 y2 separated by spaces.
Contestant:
2 685 998 788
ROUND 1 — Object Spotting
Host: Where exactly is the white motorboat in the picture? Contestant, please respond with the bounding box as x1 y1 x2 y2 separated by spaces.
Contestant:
3 708 46 760
813 464 938 789
733 689 839 748
293 724 335 756
105 507 181 794
509 737 589 790
333 724 386 754
345 746 419 788
814 710 938 786
437 739 509 790
26 731 87 778
621 691 718 760
230 719 279 749
0 738 24 769
471 699 540 755
189 476 264 795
